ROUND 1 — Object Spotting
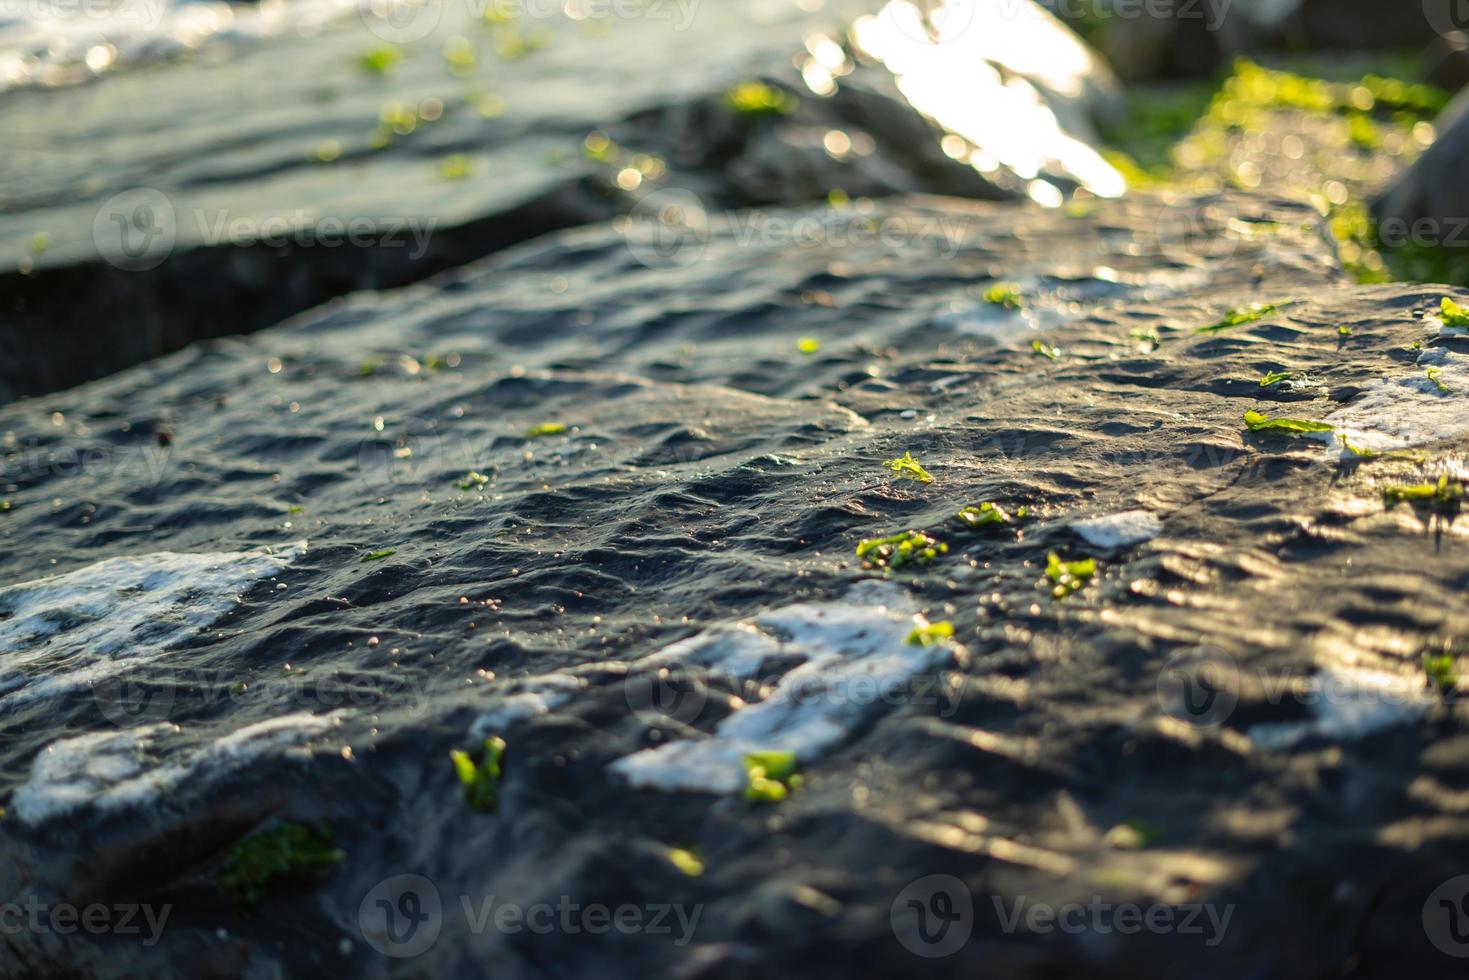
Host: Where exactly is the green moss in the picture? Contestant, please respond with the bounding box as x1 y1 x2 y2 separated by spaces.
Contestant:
215 823 344 905
1442 298 1469 328
983 283 1024 310
743 751 801 803
358 45 401 74
883 451 933 484
723 81 794 116
1424 651 1458 692
1046 553 1096 599
524 422 567 438
29 232 48 254
905 620 954 647
451 736 506 813
856 530 947 571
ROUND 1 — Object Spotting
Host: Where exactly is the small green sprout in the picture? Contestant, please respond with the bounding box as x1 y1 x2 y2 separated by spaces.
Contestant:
983 283 1024 310
1337 325 1352 338
215 823 344 905
905 620 954 646
1426 367 1453 395
883 451 933 484
286 505 304 515
1046 552 1096 599
743 751 801 803
856 530 947 571
954 502 1011 529
361 549 396 562
358 358 382 377
358 45 401 74
724 81 794 115
30 232 48 254
667 848 704 877
1259 370 1293 387
524 422 567 438
0 500 10 513
1243 409 1333 435
1440 297 1469 328
1032 339 1059 359
1424 651 1458 692
451 736 506 813
456 471 491 491
797 336 821 355
1197 302 1287 334
1384 474 1463 512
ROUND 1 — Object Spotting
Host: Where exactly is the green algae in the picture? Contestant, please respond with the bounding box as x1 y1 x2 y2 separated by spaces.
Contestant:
856 530 946 571
883 451 933 484
358 45 401 75
1259 370 1293 387
1032 339 1060 360
1197 302 1288 334
215 823 344 905
743 751 801 803
954 502 1012 530
905 620 954 647
1046 553 1095 599
524 422 567 438
456 471 491 491
983 283 1024 310
1243 409 1332 435
724 81 794 116
361 549 396 562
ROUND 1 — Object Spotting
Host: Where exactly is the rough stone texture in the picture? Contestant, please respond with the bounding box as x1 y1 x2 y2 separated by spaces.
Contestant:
5 189 1469 977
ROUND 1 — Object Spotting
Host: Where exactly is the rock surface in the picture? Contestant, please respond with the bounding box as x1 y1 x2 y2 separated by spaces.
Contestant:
0 0 1120 403
4 185 1469 976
